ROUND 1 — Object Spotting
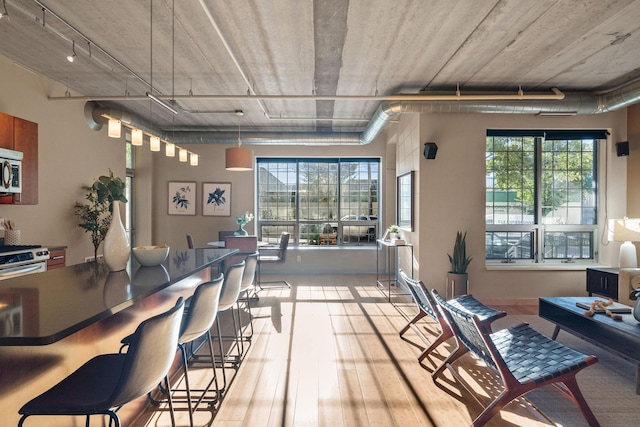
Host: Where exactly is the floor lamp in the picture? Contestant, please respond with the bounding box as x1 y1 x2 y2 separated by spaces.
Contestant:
610 218 640 268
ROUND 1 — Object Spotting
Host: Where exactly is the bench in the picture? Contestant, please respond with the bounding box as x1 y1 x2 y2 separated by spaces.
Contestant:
431 289 600 427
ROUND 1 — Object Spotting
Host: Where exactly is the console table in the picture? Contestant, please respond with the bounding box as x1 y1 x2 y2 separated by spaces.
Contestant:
539 296 640 394
376 239 413 302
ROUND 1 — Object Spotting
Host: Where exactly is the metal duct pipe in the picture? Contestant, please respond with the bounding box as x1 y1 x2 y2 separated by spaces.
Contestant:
86 78 640 146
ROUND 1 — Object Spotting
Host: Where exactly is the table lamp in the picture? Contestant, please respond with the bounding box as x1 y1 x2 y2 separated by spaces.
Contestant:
609 218 640 268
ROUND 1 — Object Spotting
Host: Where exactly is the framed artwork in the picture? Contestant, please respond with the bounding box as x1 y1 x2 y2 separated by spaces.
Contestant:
397 171 414 231
203 182 231 216
168 182 196 215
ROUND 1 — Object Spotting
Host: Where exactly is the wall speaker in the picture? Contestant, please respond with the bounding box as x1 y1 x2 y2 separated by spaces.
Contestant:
424 142 438 159
616 141 629 157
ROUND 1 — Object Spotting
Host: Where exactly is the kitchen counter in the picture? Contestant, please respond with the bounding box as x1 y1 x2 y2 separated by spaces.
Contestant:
0 246 238 426
0 247 237 345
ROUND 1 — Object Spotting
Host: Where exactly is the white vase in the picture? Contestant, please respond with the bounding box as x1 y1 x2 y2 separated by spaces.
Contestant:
103 200 130 271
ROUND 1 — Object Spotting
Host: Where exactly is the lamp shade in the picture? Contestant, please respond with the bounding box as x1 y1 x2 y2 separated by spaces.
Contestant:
165 142 175 157
150 136 161 151
179 148 188 162
609 218 640 268
190 153 198 166
609 218 640 242
225 146 253 171
132 128 143 146
108 119 121 138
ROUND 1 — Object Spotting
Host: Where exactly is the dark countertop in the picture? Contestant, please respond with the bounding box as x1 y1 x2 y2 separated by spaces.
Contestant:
0 247 237 345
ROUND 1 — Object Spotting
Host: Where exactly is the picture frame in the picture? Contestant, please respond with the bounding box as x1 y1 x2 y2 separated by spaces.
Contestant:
203 182 231 216
397 171 414 231
168 182 196 215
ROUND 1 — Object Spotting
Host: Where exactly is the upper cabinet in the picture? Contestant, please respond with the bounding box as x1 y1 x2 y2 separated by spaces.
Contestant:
0 112 38 205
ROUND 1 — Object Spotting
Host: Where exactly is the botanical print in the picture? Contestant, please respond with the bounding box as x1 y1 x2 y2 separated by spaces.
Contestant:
168 182 196 215
203 182 231 216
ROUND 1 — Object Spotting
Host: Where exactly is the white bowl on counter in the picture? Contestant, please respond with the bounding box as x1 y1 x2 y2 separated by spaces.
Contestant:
132 245 170 267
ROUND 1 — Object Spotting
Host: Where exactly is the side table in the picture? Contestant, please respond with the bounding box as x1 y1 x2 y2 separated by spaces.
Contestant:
376 239 413 302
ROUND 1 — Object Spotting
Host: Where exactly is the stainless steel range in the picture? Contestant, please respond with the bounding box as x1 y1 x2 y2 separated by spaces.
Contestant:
0 245 50 280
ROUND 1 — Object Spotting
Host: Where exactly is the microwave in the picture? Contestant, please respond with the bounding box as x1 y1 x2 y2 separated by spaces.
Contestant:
0 148 23 194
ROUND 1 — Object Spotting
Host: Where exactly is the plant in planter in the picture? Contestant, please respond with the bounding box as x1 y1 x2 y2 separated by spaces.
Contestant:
447 231 472 299
388 224 400 240
92 170 127 212
74 185 111 261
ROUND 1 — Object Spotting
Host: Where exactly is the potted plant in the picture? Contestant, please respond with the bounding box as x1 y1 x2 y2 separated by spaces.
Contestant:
447 231 472 299
388 224 400 240
86 170 129 271
74 184 111 261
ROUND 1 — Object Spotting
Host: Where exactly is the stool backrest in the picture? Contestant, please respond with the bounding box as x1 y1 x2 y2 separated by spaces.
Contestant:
219 261 245 311
110 297 185 407
180 274 224 343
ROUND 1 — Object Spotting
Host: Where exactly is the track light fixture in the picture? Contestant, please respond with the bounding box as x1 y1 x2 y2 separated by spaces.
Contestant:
150 135 161 151
0 0 9 19
165 142 175 157
146 92 178 115
66 40 77 63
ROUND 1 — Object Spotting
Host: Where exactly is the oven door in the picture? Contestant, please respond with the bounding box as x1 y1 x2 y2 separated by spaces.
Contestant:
0 261 46 281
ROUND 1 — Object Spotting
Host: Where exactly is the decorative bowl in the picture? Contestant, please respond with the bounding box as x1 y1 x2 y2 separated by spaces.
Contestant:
132 245 170 267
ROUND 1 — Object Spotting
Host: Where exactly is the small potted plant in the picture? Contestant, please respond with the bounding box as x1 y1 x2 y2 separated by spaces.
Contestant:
388 224 400 240
447 231 472 299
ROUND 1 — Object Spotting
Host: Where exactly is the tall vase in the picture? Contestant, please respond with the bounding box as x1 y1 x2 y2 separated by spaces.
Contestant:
446 272 468 300
103 200 130 271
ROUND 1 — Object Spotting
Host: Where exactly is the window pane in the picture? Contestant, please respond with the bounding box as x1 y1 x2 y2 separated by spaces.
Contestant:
257 158 379 246
485 231 533 260
544 231 593 259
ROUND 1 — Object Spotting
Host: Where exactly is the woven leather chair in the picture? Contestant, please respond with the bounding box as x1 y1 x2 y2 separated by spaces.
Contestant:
18 298 185 427
257 232 290 288
431 289 600 427
399 270 503 364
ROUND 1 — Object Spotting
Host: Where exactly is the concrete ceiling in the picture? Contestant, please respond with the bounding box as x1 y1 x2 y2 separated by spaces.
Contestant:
2 0 640 142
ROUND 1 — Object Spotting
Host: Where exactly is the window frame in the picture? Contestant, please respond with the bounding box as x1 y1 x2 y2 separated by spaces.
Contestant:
485 130 604 266
256 157 381 246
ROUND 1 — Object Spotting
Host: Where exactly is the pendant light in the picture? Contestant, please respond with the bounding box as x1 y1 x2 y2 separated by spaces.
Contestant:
150 135 161 151
226 126 253 171
179 148 188 162
108 119 121 138
190 153 198 166
165 142 175 157
132 128 143 146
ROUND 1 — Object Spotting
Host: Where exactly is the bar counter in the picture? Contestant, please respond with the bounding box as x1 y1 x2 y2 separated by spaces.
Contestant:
0 247 237 426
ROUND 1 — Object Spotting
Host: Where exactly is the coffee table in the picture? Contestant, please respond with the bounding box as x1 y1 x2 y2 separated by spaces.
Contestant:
539 296 640 394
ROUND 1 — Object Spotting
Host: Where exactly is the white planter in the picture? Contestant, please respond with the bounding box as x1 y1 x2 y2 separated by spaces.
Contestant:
103 201 130 271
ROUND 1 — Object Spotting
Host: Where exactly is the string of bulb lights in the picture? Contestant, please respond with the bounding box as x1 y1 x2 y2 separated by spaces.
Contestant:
105 116 199 166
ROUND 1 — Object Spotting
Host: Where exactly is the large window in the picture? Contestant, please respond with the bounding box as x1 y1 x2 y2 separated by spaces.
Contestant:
485 130 606 263
257 158 380 246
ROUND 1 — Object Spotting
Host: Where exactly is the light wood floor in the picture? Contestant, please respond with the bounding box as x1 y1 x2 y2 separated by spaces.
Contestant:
133 274 555 427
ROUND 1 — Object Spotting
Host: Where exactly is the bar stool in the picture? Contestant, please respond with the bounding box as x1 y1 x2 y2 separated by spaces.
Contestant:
214 261 246 391
175 274 224 426
238 252 259 343
18 298 185 427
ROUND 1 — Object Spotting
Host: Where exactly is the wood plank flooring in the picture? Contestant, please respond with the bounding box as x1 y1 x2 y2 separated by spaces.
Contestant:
133 274 555 427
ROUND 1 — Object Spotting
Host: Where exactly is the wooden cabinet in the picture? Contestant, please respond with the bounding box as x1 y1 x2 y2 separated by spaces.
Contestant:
586 267 619 299
0 112 38 205
46 248 67 270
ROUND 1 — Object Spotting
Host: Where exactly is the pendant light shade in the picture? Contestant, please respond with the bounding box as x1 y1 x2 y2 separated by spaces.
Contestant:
108 119 121 138
165 142 175 157
132 128 143 146
179 148 188 162
190 153 198 166
225 146 253 171
150 135 161 151
226 127 253 171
